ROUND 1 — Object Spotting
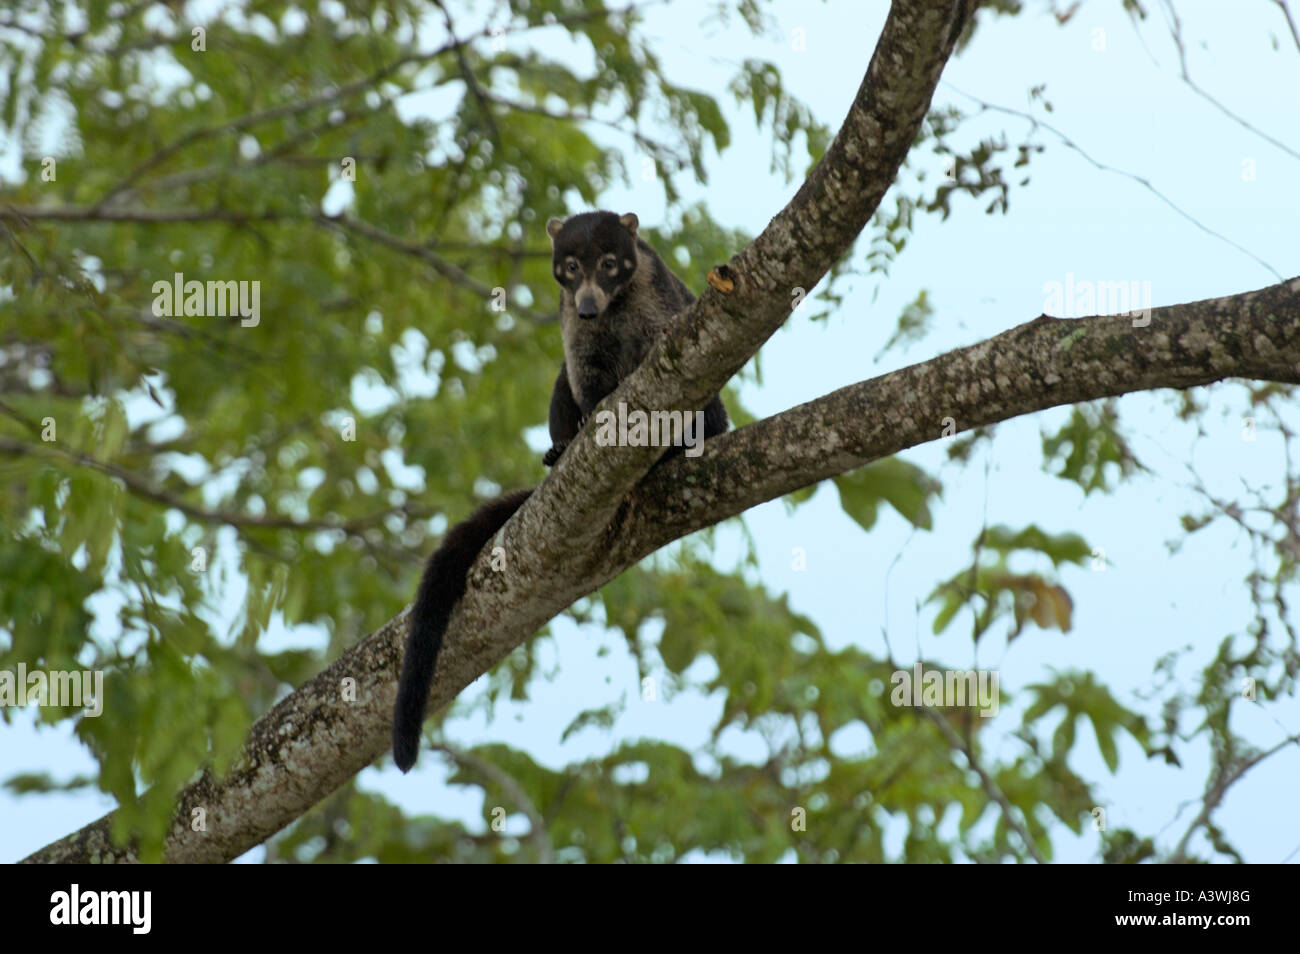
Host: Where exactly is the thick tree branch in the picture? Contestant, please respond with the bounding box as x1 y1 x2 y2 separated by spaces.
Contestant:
522 0 977 576
606 278 1300 566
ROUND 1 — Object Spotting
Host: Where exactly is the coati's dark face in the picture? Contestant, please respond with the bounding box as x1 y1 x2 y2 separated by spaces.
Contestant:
548 211 640 320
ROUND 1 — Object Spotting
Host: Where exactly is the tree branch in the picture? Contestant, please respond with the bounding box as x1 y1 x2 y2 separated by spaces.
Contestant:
1160 0 1300 162
944 85 1284 281
91 2 654 205
526 0 977 563
0 205 554 321
1167 729 1300 863
433 743 555 864
432 0 502 147
0 436 430 535
917 705 1046 863
1274 0 1300 55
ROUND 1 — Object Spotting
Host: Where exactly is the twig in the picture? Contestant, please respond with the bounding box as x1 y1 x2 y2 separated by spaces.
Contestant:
1168 731 1300 862
433 0 502 147
0 203 555 320
433 743 555 863
1274 0 1300 55
0 435 430 534
1159 0 1300 162
93 2 653 205
917 704 1046 863
944 84 1284 281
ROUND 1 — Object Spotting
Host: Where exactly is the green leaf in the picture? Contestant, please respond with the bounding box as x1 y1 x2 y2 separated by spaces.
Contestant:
835 457 941 533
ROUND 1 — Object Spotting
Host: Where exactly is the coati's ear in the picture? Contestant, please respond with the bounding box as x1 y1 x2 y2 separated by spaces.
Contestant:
546 218 565 242
618 212 639 237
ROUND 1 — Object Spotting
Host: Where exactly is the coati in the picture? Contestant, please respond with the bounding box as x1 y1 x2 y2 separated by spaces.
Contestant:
392 211 729 771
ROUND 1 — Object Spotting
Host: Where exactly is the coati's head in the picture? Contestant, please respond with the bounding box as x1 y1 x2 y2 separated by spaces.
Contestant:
547 211 640 320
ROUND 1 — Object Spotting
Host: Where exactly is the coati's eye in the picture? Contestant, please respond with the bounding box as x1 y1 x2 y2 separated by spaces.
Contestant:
601 256 618 273
565 260 579 275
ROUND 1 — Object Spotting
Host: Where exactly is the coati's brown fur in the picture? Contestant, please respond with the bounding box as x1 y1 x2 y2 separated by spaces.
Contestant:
543 211 728 463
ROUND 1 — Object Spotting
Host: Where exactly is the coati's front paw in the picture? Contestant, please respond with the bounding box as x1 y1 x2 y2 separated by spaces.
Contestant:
543 442 568 467
543 416 590 467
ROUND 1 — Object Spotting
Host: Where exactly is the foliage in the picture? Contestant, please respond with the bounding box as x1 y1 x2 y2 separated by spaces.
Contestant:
927 524 1090 644
1 0 1296 865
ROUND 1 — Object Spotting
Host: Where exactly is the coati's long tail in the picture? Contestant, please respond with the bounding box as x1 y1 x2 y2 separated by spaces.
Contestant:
392 488 533 772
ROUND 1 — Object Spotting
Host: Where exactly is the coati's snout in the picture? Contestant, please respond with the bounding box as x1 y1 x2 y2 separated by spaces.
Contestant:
575 286 606 320
548 211 641 320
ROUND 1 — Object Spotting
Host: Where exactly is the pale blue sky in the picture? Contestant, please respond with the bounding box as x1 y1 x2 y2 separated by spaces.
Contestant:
4 0 1299 863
